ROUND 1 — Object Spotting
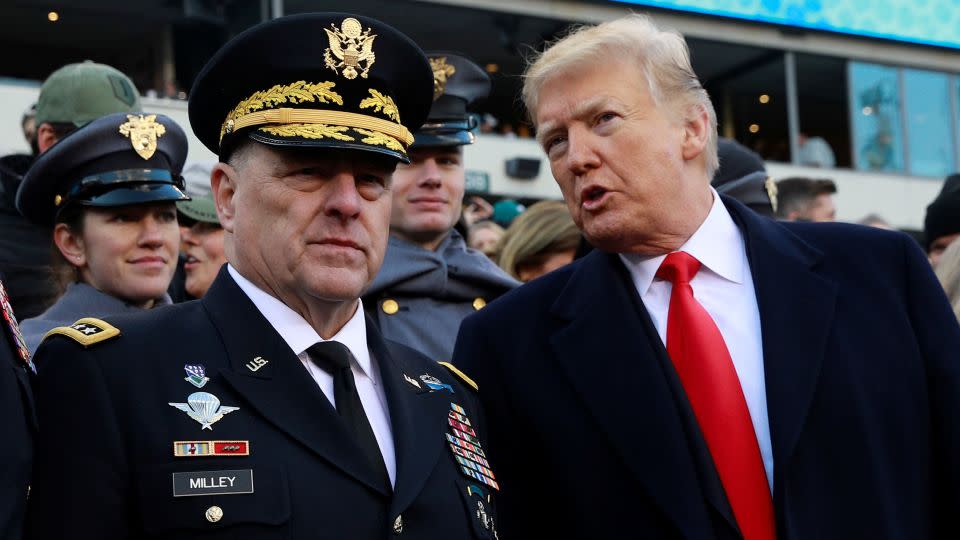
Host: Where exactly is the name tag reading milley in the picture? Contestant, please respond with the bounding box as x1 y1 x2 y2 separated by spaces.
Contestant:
172 469 254 497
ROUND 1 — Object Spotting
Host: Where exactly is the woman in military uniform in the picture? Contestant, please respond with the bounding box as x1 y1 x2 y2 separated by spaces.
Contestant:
16 111 189 354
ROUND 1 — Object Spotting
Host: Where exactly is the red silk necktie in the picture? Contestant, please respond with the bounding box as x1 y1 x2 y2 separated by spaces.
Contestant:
656 251 776 540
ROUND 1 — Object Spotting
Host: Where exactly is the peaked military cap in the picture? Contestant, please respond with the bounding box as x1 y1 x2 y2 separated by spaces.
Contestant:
188 13 434 163
17 112 189 226
413 52 491 148
712 138 775 217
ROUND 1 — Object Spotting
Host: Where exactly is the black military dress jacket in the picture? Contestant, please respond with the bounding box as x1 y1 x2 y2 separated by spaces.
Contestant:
0 279 35 540
28 270 499 540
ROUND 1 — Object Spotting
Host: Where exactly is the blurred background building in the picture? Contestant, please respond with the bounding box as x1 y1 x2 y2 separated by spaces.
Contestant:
2 0 959 231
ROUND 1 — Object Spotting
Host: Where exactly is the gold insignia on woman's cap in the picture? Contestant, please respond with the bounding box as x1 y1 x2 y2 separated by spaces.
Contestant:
119 114 167 160
324 17 377 80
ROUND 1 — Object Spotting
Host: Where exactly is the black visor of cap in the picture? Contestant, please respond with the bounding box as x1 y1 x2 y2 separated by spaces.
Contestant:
73 182 189 210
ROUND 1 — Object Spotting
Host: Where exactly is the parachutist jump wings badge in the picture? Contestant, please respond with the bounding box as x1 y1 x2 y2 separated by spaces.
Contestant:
169 392 239 430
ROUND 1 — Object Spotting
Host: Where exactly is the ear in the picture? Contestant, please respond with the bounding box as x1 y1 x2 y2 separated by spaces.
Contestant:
53 222 86 268
680 103 710 162
211 162 238 234
37 123 59 153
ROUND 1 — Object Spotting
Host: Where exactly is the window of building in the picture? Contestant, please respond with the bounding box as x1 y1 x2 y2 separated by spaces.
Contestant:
956 76 960 170
902 69 955 177
796 53 849 168
849 62 904 173
693 39 790 162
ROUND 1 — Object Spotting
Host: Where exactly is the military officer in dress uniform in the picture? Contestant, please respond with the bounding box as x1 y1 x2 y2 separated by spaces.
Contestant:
364 53 518 361
0 280 34 540
27 13 500 540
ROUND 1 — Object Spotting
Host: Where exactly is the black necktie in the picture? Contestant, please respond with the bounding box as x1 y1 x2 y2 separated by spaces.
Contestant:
307 341 390 491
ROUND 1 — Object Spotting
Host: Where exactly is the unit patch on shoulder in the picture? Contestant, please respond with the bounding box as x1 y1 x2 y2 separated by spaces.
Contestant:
42 317 120 347
438 362 478 392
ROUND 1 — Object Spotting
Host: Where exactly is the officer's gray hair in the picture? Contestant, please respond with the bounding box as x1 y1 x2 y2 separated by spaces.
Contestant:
522 14 719 177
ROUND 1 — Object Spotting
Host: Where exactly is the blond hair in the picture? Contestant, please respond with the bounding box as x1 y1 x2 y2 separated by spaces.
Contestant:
522 13 718 176
935 238 960 322
497 200 581 280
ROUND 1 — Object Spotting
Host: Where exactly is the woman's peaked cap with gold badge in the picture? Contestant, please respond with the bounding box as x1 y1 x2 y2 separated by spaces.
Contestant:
188 12 435 164
16 111 189 226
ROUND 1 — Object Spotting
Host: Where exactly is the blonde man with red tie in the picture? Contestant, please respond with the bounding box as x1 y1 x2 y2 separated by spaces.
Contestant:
452 13 960 540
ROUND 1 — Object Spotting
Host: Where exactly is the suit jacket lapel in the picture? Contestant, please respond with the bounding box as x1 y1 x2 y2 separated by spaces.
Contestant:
370 328 450 516
614 263 738 535
202 268 390 496
725 198 838 509
548 251 715 538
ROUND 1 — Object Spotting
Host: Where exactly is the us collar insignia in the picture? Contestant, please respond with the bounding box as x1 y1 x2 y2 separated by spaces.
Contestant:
184 364 209 388
169 392 239 430
323 17 376 80
430 57 456 100
118 114 166 160
446 402 499 490
0 280 31 372
764 176 779 213
421 374 454 394
246 356 268 373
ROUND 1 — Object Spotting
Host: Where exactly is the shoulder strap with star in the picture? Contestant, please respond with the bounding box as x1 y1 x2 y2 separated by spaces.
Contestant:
42 317 120 347
438 361 478 392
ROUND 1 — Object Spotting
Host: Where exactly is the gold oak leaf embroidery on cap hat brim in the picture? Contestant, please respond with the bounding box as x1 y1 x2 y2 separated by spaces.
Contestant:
355 128 404 152
220 81 343 141
259 123 355 141
359 89 401 124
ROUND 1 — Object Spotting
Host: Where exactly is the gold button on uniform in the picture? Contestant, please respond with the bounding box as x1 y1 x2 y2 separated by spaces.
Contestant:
382 299 399 315
472 297 486 310
205 505 223 523
393 514 403 534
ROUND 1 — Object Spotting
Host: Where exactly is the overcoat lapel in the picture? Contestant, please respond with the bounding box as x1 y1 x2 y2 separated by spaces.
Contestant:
547 250 715 538
725 198 838 513
369 329 450 516
202 269 390 495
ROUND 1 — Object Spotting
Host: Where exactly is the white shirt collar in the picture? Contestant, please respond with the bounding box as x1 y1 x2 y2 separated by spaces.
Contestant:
227 265 373 378
619 188 745 295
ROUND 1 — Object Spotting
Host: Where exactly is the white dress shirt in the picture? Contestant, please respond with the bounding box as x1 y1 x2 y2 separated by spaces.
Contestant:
619 189 773 490
228 265 397 486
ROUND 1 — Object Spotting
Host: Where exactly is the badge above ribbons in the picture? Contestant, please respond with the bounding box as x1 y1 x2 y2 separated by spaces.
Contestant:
446 402 498 490
184 364 209 388
169 392 240 430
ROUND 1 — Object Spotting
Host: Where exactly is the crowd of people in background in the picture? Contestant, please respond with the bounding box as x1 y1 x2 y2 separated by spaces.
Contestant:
5 58 960 336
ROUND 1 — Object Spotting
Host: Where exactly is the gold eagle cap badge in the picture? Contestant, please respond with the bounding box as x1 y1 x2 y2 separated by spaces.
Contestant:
430 57 456 100
324 17 377 80
119 114 166 160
